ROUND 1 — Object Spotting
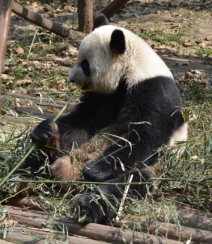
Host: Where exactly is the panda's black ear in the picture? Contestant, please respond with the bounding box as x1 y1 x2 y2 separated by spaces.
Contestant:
93 13 109 30
110 29 126 54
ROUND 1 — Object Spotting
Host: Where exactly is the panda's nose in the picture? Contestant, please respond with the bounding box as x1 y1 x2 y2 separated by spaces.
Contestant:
70 79 75 83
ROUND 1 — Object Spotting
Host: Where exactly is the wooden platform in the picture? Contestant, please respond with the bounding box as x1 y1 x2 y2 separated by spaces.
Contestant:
0 205 212 244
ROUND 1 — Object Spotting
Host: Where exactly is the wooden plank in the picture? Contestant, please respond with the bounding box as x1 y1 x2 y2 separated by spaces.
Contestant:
0 0 13 86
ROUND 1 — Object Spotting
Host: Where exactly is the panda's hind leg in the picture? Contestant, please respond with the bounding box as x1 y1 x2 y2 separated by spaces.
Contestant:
77 166 159 224
51 139 107 191
50 155 82 191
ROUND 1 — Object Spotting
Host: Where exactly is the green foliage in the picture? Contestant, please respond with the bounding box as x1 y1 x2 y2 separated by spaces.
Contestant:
197 48 212 56
139 29 187 46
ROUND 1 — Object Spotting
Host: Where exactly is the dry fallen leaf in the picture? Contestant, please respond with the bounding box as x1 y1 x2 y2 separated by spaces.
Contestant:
184 71 194 80
14 98 21 109
198 42 207 48
183 40 192 47
205 35 212 41
47 108 56 114
14 46 24 55
15 79 32 85
69 86 77 92
1 109 7 115
64 5 74 12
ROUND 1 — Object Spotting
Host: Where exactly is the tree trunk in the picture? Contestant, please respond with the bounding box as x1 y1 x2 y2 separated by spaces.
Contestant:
0 0 13 86
78 0 93 33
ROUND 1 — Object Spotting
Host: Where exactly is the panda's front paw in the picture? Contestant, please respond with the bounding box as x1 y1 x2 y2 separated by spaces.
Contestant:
21 149 47 176
77 194 114 224
31 119 58 144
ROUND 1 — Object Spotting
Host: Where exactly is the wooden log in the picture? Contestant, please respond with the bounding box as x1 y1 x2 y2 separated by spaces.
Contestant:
78 0 93 33
7 196 42 211
0 0 13 86
123 215 212 243
0 241 14 244
0 92 76 111
3 226 111 244
1 92 69 106
11 1 85 40
177 211 212 231
123 208 212 233
12 1 68 37
5 203 212 243
0 115 42 124
6 206 183 244
99 0 130 19
0 92 77 123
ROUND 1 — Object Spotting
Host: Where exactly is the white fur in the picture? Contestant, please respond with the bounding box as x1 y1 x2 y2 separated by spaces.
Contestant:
169 123 188 146
69 25 173 94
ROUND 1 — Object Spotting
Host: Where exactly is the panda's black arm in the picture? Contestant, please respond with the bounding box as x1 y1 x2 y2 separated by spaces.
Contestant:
23 92 115 172
57 89 125 151
30 87 126 161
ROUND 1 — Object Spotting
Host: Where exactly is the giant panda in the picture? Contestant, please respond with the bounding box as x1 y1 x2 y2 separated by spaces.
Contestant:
27 14 187 224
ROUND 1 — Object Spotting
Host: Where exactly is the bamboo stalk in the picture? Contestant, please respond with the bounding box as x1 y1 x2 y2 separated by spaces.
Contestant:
116 174 133 221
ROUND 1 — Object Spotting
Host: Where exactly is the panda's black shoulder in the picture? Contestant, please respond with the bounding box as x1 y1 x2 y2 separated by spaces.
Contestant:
130 76 182 106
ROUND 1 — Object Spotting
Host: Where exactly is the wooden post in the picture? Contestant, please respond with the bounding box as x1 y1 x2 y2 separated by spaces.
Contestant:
0 0 13 86
78 0 93 33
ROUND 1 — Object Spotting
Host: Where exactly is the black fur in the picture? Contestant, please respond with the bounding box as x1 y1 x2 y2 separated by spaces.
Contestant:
78 168 153 224
93 13 109 30
81 60 91 77
110 29 126 54
27 76 185 223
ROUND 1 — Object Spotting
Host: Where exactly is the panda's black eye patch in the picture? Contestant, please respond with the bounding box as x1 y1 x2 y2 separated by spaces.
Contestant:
81 60 91 77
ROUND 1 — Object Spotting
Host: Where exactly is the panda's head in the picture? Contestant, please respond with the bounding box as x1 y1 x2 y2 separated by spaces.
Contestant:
69 14 173 94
